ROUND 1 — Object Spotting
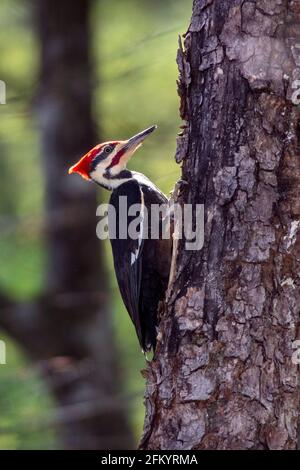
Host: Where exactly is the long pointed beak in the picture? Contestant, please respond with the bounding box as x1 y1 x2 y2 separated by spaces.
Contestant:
126 125 157 151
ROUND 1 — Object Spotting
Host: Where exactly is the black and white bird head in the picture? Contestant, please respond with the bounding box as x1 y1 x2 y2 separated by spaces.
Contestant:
68 125 157 190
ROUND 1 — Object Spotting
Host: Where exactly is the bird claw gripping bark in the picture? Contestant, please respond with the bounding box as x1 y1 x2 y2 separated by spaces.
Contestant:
69 126 172 353
166 179 188 296
169 178 188 207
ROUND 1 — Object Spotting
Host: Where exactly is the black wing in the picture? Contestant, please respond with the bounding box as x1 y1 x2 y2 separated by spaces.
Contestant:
109 180 145 347
109 179 172 351
137 183 171 350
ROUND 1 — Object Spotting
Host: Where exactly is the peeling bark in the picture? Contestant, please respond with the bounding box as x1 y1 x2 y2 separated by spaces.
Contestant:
141 0 300 450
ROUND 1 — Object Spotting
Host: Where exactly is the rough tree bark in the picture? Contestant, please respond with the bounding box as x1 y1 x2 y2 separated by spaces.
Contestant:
0 0 133 450
141 0 300 450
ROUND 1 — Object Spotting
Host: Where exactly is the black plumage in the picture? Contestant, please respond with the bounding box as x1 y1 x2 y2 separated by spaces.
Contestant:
69 125 172 352
109 178 172 351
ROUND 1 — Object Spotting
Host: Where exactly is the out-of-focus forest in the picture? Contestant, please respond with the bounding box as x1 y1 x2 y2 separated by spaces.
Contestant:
0 0 192 450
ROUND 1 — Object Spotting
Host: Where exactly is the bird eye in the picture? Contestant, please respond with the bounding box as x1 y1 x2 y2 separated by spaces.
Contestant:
104 145 113 154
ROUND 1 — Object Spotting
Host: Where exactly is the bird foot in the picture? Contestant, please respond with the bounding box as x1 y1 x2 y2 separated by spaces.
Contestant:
169 178 189 204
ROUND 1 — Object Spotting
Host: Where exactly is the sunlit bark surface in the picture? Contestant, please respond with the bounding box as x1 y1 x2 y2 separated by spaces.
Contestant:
142 0 300 450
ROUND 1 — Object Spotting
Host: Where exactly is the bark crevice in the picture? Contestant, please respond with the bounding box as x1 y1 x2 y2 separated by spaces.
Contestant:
141 0 300 450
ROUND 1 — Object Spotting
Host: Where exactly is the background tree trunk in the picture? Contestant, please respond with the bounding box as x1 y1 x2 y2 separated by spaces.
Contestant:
141 0 300 450
0 0 133 450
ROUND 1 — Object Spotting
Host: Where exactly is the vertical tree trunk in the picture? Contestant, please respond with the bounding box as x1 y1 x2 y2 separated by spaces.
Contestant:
142 0 300 450
35 0 133 450
0 0 133 450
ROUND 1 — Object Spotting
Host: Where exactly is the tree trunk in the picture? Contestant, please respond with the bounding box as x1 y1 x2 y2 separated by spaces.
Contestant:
0 0 133 450
141 0 300 450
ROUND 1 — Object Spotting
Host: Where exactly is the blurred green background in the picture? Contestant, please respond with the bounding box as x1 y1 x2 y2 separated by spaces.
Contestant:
0 0 192 449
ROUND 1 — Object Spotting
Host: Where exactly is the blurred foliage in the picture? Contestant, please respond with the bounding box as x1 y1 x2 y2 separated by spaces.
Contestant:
0 0 192 449
0 333 56 449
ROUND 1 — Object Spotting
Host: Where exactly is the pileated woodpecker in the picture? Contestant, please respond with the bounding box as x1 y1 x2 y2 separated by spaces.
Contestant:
69 126 172 351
